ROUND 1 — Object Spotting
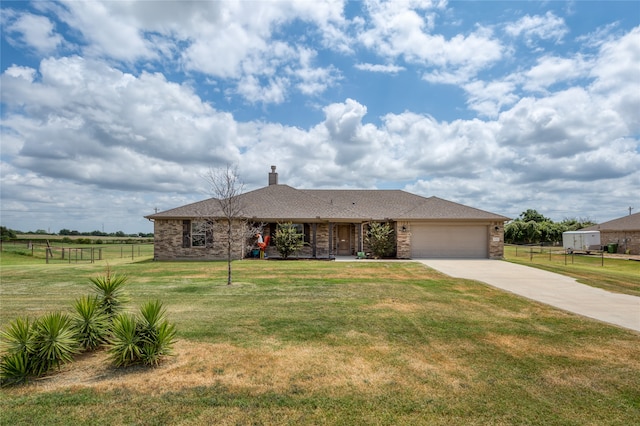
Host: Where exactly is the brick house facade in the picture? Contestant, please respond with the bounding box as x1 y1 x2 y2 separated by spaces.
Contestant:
146 167 509 260
582 212 640 255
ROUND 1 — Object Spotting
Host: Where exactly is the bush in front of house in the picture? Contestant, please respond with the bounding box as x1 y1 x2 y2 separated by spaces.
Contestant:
366 222 395 258
274 222 305 259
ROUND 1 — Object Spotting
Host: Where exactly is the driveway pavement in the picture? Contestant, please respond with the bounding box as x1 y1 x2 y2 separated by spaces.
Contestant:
417 259 640 332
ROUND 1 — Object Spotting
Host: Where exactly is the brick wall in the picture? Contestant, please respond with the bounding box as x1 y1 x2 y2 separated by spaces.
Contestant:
488 221 505 259
600 231 640 254
153 219 246 260
154 219 506 260
396 221 411 258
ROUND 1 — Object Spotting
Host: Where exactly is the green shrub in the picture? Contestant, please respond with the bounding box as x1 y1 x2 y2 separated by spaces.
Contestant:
107 301 176 368
366 222 395 258
0 352 31 386
89 267 129 319
0 317 35 355
31 312 79 375
138 300 176 366
0 318 35 386
108 313 141 367
274 222 305 259
72 295 110 351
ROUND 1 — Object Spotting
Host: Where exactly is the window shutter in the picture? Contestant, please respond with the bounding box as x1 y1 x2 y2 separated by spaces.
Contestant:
182 220 191 248
205 220 214 248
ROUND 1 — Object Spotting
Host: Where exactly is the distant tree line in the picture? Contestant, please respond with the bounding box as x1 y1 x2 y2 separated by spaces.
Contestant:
504 209 596 245
59 229 153 238
0 226 152 241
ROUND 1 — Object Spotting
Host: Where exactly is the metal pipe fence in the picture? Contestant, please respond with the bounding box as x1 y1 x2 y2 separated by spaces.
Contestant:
505 244 606 266
0 241 154 264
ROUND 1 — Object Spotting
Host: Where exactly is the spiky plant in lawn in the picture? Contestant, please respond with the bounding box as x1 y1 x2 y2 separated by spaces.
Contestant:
0 352 31 387
89 266 129 319
72 295 110 351
107 301 176 367
138 300 176 366
108 313 141 368
31 312 79 376
0 317 35 386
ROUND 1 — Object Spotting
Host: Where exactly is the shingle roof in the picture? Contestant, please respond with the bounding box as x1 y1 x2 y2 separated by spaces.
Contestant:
581 212 640 232
145 185 509 222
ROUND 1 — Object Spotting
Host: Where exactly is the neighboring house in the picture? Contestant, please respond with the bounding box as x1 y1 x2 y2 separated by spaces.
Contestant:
145 167 509 260
581 212 640 254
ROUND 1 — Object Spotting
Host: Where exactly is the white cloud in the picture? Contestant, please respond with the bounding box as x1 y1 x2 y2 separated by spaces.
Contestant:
355 63 406 73
463 79 519 117
58 0 157 62
358 1 503 83
504 11 568 47
236 75 288 104
3 11 63 55
522 54 591 92
588 27 640 132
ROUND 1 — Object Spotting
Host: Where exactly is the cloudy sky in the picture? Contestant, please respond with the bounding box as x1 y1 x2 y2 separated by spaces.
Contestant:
1 0 639 234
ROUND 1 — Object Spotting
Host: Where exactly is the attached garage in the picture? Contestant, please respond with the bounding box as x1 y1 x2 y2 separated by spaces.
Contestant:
410 223 489 258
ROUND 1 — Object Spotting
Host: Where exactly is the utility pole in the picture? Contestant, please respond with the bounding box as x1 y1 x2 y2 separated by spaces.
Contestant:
630 206 634 216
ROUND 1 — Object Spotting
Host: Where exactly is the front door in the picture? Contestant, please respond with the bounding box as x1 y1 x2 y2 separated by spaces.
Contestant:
337 224 351 255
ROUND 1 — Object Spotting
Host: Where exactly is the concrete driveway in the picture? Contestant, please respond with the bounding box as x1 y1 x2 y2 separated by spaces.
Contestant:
418 259 640 332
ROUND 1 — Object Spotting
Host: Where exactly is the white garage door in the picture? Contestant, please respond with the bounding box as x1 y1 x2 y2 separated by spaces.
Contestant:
411 224 488 258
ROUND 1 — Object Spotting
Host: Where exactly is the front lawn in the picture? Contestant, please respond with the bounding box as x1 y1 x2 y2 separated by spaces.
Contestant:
1 258 638 425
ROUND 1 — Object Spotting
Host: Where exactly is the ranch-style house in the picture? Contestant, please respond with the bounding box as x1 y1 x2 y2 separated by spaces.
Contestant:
146 166 509 260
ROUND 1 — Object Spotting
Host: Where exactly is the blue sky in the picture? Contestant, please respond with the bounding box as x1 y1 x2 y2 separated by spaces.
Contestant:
1 0 639 234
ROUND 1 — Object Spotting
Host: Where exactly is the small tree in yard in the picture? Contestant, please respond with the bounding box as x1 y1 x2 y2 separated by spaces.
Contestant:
204 164 245 285
274 222 305 259
366 222 395 258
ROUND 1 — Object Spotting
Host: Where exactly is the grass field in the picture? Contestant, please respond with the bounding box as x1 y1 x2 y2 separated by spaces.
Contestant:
1 252 639 425
0 240 153 264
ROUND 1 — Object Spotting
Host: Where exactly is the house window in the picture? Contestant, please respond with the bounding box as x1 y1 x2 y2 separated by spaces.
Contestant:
182 220 213 248
270 223 310 244
291 223 311 243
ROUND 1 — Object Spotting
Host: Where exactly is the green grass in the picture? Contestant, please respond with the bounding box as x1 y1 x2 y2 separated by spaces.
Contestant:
1 256 639 425
504 245 640 296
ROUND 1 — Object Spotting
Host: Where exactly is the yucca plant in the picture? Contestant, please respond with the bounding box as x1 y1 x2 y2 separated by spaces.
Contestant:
0 317 35 356
31 312 79 375
107 301 176 368
89 266 129 319
108 313 142 367
138 300 176 366
0 352 31 387
0 317 35 386
72 295 110 351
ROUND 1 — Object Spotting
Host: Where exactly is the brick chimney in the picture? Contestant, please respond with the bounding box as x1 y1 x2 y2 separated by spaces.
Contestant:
268 165 278 185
